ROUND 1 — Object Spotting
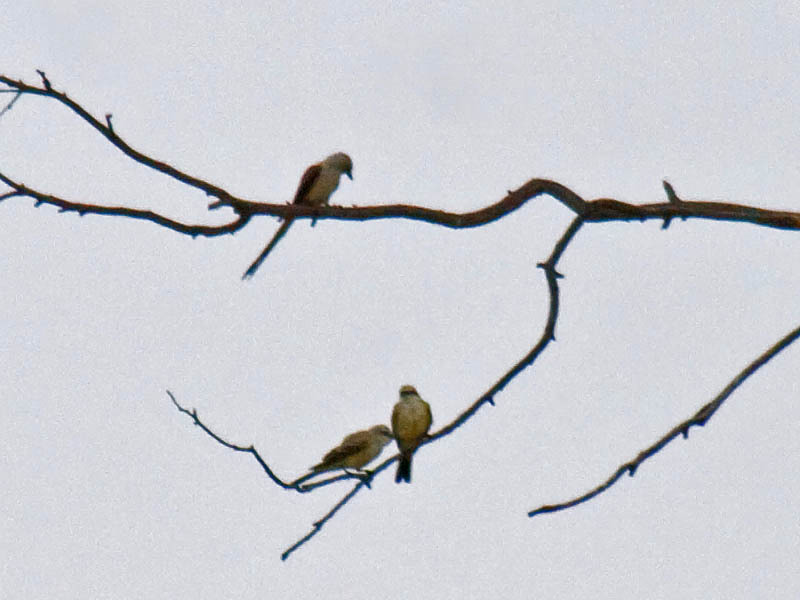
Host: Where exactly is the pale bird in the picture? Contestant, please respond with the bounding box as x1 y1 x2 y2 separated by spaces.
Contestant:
391 385 433 483
242 152 353 279
310 424 393 473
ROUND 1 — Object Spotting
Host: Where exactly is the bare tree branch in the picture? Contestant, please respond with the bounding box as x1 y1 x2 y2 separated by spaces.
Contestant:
8 71 798 559
168 390 298 490
168 390 389 492
528 323 800 517
280 457 398 561
2 72 799 244
423 216 583 443
0 72 239 207
169 214 584 559
168 390 402 560
0 172 249 237
0 89 22 118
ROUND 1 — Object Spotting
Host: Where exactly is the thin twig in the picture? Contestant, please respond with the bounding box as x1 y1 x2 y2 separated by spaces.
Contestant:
0 89 22 118
1 73 237 206
167 390 383 491
528 323 800 516
167 390 296 489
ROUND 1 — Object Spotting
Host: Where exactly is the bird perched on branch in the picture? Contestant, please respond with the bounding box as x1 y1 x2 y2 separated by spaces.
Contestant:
310 424 393 474
242 152 353 279
391 385 433 483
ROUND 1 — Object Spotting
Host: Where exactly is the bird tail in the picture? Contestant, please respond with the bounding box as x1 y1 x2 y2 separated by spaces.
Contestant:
241 218 295 279
395 453 412 483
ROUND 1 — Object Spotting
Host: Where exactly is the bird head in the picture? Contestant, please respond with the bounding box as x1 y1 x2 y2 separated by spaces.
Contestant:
399 385 419 397
371 424 394 444
324 152 353 180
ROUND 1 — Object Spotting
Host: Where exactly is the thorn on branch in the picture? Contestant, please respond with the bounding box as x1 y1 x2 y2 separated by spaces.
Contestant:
661 180 685 229
485 395 495 406
36 69 52 90
105 113 114 133
662 180 681 204
627 464 638 476
536 262 563 279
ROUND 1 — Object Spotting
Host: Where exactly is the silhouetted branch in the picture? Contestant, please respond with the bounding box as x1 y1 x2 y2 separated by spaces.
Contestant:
168 391 297 489
2 72 799 245
169 214 584 560
0 72 238 206
10 71 797 559
0 89 22 118
425 216 583 442
270 217 584 559
0 172 249 237
528 323 800 517
168 390 403 559
280 457 398 561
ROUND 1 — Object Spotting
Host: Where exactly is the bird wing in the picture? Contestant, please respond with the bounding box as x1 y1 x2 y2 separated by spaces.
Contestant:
391 403 401 435
319 430 370 465
293 163 322 205
423 400 433 430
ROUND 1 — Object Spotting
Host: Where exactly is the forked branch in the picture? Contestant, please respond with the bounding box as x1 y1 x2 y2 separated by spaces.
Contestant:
2 72 799 243
6 71 797 560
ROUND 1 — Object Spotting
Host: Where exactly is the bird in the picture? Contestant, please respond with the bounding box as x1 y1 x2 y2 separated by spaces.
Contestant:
391 385 433 483
242 152 353 279
310 424 394 474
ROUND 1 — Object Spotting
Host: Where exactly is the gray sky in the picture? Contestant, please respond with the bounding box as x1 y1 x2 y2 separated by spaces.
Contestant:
2 2 799 598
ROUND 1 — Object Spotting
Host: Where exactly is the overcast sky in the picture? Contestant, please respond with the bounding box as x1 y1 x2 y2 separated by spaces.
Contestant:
2 2 799 598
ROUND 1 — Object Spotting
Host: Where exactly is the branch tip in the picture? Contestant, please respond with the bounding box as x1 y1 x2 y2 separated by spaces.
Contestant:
528 323 800 517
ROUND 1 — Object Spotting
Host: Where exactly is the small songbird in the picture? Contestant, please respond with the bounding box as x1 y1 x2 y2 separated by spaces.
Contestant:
391 385 433 483
310 424 394 474
242 152 353 279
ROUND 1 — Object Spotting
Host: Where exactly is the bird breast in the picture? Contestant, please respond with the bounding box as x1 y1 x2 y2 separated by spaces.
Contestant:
304 166 343 206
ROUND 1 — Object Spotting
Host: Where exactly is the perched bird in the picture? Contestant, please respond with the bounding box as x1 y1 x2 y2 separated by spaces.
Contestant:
310 424 394 474
242 152 354 279
391 385 433 483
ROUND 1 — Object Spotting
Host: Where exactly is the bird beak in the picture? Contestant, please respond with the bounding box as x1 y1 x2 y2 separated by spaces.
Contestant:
346 171 353 180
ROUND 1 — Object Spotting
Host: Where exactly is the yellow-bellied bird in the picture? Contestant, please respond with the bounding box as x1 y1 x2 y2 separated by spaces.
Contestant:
242 152 353 279
310 424 393 473
391 385 433 483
